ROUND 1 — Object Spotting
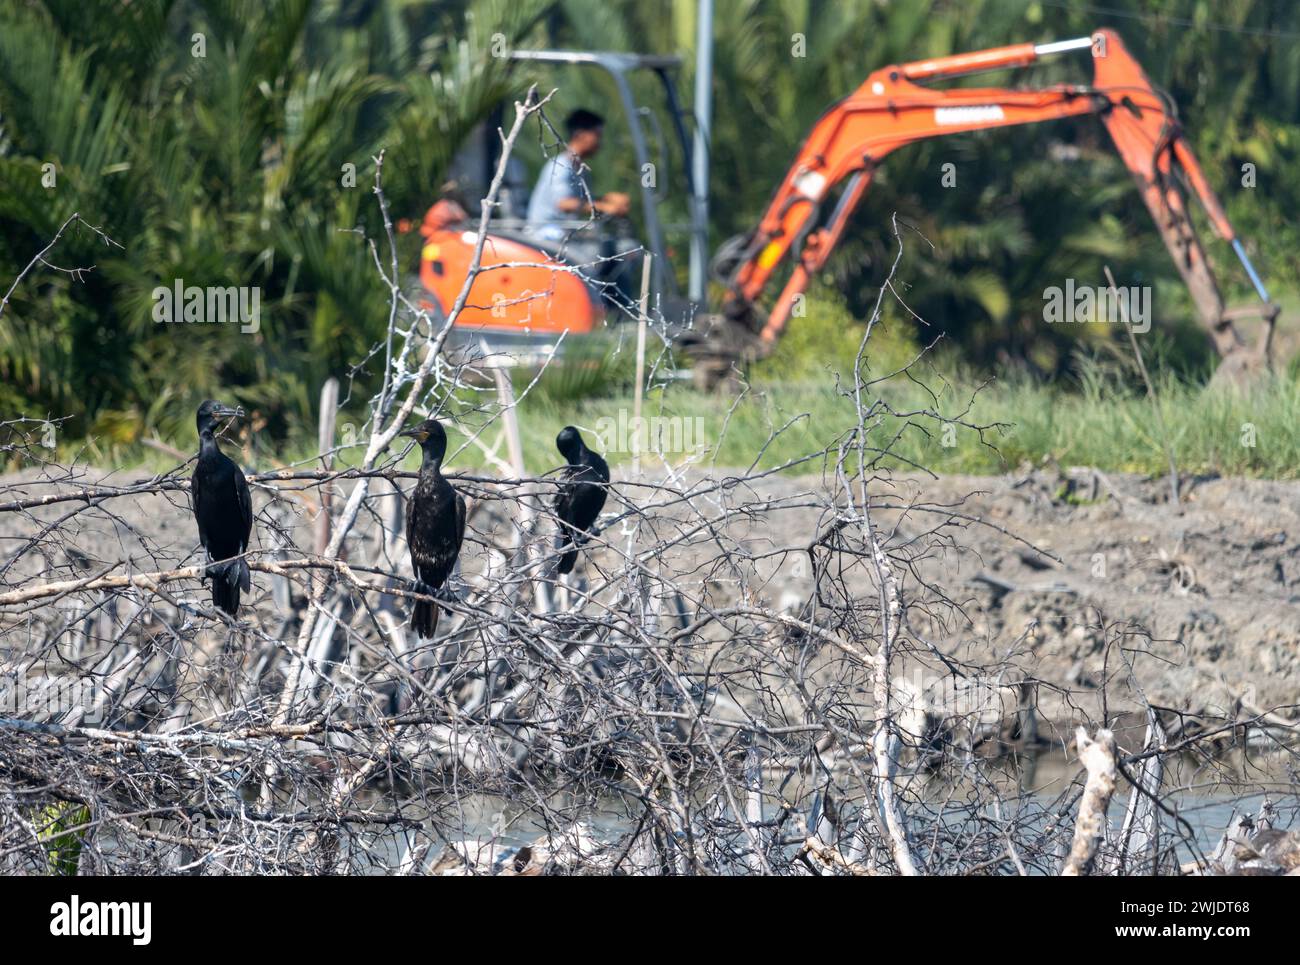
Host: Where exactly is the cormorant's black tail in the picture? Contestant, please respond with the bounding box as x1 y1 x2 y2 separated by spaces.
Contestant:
208 558 250 616
557 547 579 575
554 531 585 575
412 597 438 639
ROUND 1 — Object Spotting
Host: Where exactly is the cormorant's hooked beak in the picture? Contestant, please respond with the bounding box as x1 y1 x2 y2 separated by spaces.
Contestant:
399 427 429 443
213 404 244 420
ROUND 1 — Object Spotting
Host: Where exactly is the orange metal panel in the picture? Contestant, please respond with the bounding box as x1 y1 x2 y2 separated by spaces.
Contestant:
417 218 602 336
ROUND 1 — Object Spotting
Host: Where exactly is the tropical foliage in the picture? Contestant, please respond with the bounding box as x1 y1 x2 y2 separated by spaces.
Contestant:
1 0 1297 444
0 0 545 440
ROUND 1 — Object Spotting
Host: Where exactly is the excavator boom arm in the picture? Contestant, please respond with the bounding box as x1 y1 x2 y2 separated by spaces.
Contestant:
721 29 1274 363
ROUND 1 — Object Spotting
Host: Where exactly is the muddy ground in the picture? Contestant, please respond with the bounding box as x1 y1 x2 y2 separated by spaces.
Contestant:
719 465 1300 726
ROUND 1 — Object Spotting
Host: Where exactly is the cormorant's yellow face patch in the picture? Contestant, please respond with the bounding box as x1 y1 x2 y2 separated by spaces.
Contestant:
415 431 430 443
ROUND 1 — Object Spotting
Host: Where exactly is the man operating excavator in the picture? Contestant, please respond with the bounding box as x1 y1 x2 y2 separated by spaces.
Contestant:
527 108 638 305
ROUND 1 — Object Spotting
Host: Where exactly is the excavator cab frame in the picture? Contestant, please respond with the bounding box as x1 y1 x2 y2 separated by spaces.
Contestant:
501 49 699 305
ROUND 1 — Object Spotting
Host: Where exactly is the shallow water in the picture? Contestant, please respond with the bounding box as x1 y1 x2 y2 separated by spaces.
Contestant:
348 745 1298 874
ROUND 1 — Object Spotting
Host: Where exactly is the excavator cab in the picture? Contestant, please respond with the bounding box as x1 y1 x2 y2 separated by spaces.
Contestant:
414 50 702 351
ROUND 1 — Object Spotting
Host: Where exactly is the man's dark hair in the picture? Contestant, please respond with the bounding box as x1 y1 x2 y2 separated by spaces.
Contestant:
565 108 605 138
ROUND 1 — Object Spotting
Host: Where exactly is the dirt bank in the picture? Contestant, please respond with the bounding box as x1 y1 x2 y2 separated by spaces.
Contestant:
730 465 1300 724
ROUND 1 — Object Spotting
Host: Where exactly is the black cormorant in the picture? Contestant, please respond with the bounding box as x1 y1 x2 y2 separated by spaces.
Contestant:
401 418 466 639
191 400 252 616
553 426 609 575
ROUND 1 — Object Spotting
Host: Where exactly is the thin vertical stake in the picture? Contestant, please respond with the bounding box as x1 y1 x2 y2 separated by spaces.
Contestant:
632 254 652 476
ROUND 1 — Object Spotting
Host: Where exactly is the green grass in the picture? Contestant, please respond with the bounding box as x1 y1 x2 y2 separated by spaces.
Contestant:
34 803 88 876
26 286 1300 482
27 362 1300 482
469 366 1300 479
430 294 1300 480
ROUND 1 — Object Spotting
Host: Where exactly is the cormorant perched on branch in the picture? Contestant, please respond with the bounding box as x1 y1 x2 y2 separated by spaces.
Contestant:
191 400 252 616
553 426 609 575
401 418 466 639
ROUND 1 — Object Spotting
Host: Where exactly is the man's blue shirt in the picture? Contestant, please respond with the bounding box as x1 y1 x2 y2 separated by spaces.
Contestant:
527 151 591 241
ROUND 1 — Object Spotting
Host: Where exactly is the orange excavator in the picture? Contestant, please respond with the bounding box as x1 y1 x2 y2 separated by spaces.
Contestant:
415 30 1277 381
